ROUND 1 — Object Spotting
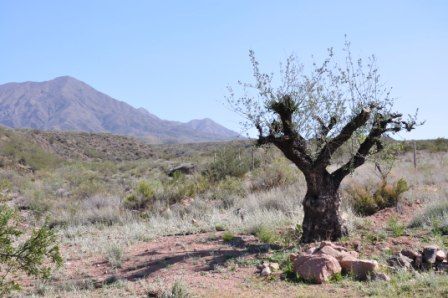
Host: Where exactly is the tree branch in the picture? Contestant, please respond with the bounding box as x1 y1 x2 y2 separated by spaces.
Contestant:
331 112 414 184
314 106 372 167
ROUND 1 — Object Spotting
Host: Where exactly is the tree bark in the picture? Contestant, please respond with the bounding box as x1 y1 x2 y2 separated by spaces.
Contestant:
300 171 347 243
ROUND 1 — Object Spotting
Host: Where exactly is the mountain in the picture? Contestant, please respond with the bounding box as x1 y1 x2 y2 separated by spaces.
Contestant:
0 76 240 143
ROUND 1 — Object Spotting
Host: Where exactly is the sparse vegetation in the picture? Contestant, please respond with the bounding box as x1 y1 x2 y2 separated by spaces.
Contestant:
1 126 448 296
0 204 62 295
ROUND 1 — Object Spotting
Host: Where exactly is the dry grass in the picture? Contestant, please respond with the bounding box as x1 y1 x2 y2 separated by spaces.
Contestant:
1 130 448 297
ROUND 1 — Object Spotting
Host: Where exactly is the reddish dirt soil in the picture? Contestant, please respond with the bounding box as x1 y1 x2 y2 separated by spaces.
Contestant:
23 202 426 297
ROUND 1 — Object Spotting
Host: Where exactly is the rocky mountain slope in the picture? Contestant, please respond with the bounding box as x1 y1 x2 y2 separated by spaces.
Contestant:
0 76 239 143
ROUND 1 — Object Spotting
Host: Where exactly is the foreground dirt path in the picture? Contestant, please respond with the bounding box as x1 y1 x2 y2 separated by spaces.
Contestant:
54 232 356 297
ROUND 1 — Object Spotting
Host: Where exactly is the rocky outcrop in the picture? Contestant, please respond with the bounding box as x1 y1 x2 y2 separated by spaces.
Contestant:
387 246 447 272
289 241 382 283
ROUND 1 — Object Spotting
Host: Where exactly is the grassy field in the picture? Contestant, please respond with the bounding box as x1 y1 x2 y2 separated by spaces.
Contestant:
1 127 447 297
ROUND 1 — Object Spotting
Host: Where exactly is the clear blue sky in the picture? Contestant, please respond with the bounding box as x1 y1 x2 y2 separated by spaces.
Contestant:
1 1 447 139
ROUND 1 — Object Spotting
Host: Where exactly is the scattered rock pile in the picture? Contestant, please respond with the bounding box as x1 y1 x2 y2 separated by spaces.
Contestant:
288 241 386 283
257 262 280 276
388 245 448 271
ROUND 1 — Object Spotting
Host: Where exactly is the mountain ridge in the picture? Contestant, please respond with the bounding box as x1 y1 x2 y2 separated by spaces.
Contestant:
0 76 240 143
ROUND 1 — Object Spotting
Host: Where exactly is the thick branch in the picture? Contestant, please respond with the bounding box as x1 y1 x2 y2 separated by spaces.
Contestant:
331 112 412 184
314 107 372 167
313 115 337 147
256 120 312 171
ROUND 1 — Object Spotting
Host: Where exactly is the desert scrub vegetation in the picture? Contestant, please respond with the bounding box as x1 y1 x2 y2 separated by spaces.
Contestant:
346 178 409 216
0 204 62 295
410 198 448 234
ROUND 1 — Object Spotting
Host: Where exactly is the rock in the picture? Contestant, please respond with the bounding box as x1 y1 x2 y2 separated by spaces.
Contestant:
338 255 358 271
269 262 280 271
319 241 347 252
260 267 271 276
401 249 419 260
353 241 362 253
305 246 317 254
436 262 448 272
387 253 413 269
315 245 345 259
167 164 196 176
422 245 438 264
413 255 422 269
291 254 341 284
372 272 391 281
436 250 446 262
339 256 379 280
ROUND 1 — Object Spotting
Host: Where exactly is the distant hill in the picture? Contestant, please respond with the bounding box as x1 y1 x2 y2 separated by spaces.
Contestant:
0 76 240 143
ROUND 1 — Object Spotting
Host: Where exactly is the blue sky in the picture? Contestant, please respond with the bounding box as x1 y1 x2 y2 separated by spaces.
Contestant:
1 1 447 139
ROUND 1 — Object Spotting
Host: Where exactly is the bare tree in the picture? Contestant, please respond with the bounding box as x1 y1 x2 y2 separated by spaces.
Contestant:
228 42 420 243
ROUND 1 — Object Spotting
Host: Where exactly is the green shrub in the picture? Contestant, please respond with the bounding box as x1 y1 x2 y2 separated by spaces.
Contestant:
253 225 279 244
123 181 156 210
250 159 298 192
222 231 235 243
348 178 409 216
106 244 124 269
204 146 256 182
210 176 245 203
0 134 60 171
387 216 406 237
0 205 62 295
410 199 448 232
161 280 191 298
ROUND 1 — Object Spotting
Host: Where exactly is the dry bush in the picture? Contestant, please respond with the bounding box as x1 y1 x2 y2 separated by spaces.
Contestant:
346 178 409 216
249 158 300 192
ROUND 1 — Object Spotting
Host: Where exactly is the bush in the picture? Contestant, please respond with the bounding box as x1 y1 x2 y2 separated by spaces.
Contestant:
387 216 406 237
204 146 257 182
106 244 124 269
123 181 157 210
0 133 60 171
253 225 279 244
410 199 448 233
249 159 298 192
209 176 245 204
348 178 409 216
0 205 62 295
161 280 191 298
222 231 235 243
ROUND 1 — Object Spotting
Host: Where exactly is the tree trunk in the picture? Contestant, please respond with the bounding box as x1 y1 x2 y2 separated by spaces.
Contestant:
300 171 347 243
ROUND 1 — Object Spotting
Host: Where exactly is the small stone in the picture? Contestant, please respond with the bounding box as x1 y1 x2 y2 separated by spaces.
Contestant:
436 250 446 262
353 241 362 253
269 262 280 271
261 267 271 276
422 245 438 264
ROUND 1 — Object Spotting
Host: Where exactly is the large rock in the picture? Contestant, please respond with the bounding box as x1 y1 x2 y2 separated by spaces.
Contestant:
290 254 341 284
401 249 419 260
436 250 446 262
387 253 413 269
167 164 196 176
422 245 438 264
339 255 378 280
